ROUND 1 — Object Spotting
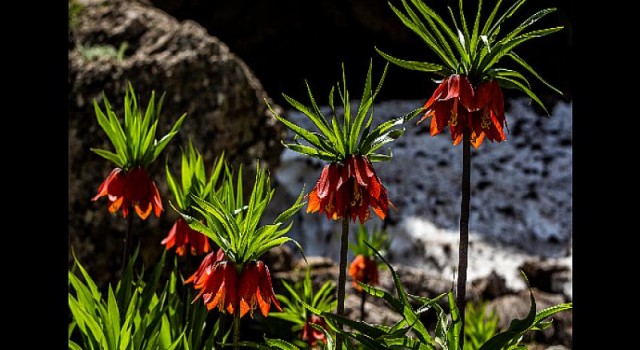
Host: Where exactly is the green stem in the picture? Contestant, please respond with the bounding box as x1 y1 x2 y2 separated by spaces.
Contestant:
457 129 471 350
121 212 134 275
335 215 350 350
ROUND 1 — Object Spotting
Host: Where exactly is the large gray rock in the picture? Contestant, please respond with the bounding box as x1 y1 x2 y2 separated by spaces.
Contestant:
69 0 284 287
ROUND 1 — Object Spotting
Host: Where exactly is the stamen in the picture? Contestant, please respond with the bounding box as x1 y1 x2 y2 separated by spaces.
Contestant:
481 111 491 129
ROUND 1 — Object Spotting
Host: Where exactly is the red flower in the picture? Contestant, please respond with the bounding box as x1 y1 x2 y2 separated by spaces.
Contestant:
348 254 379 292
301 314 328 347
238 261 282 318
184 248 225 285
92 166 163 220
420 74 474 146
471 80 507 145
161 217 211 256
306 155 393 224
191 259 239 314
419 75 508 148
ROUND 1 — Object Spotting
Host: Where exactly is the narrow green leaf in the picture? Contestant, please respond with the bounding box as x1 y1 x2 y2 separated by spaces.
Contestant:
91 148 125 168
151 113 186 163
331 116 346 157
487 0 526 37
279 95 336 143
495 75 548 115
507 52 563 96
106 287 121 348
411 0 467 67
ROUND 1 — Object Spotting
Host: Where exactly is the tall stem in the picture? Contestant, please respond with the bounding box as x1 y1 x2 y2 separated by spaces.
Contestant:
335 215 350 350
233 310 240 350
121 212 134 275
359 291 367 322
457 129 471 349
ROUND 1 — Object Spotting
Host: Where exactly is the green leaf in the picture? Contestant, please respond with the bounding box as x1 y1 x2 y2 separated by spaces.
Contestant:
91 148 125 168
376 48 446 74
507 52 563 96
495 75 548 115
389 1 456 69
106 287 121 348
269 103 334 152
152 113 186 163
323 311 389 339
264 337 300 350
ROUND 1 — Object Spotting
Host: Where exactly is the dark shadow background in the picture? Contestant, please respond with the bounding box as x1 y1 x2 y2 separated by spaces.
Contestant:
151 0 571 110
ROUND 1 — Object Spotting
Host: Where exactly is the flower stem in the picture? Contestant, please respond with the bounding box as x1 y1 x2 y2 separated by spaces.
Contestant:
335 215 350 350
121 212 134 275
457 129 471 349
360 291 366 322
233 310 240 350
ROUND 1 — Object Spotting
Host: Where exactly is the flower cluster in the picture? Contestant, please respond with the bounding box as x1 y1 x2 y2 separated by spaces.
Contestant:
420 74 506 148
161 217 211 256
92 166 163 219
186 249 281 318
307 154 393 223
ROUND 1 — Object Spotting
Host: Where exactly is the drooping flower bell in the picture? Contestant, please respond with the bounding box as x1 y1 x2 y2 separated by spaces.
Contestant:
238 261 282 318
471 80 507 145
301 314 329 347
161 217 211 256
348 254 379 292
191 259 239 314
92 166 163 220
419 74 476 147
307 154 393 224
419 75 508 148
184 248 226 286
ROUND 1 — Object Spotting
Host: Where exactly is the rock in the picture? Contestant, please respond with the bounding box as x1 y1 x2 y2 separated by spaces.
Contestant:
68 0 285 287
488 288 572 348
520 259 572 296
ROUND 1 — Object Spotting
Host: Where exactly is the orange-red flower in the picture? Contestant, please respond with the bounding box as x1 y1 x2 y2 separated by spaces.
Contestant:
238 260 282 318
419 74 508 148
348 254 379 292
92 166 163 220
301 314 328 347
471 80 507 145
161 217 211 256
191 259 239 314
420 74 474 145
307 155 393 224
184 248 226 285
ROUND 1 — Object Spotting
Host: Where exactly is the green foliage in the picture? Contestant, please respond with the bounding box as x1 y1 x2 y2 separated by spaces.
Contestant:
181 161 306 265
348 223 391 259
91 83 186 169
378 0 563 113
268 268 337 347
463 300 498 350
80 42 129 62
68 0 84 29
302 244 572 350
266 60 422 163
166 143 225 212
68 248 183 350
